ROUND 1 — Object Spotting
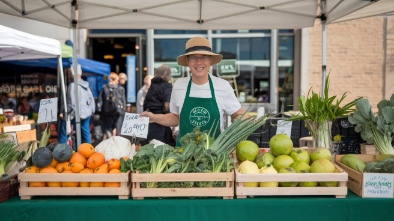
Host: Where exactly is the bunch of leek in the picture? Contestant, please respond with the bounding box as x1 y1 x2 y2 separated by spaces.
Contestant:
348 94 394 154
0 134 26 179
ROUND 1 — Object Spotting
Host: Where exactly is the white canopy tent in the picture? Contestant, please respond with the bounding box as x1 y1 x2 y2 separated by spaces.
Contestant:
0 24 68 136
1 0 391 146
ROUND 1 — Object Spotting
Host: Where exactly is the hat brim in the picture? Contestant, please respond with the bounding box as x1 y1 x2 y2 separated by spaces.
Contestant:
177 51 223 67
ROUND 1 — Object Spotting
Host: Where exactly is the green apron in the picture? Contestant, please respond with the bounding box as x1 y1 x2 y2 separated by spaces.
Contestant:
175 76 221 147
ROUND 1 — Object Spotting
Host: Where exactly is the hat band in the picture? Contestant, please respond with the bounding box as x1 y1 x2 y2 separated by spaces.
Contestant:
185 46 212 54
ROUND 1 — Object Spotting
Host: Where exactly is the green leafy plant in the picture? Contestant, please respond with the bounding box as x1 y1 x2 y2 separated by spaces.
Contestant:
0 134 26 179
348 94 394 154
287 73 362 148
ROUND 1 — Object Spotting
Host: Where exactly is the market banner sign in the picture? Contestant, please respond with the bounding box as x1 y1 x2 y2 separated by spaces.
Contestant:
167 63 182 78
217 59 238 77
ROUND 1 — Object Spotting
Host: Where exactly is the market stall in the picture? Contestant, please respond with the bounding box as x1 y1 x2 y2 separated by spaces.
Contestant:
0 25 67 144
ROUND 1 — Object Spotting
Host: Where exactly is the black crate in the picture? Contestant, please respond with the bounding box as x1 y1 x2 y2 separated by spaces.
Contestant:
266 118 301 147
246 133 261 146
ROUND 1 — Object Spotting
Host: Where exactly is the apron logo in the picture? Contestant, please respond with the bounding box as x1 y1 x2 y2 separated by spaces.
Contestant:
189 107 210 127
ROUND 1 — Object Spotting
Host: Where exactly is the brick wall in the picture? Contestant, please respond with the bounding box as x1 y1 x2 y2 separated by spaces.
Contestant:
307 17 393 110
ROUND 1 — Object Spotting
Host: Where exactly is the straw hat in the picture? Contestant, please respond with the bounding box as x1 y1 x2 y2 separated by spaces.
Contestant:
177 36 223 67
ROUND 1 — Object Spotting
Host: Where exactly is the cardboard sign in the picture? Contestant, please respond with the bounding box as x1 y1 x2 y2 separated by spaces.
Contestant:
363 173 394 198
37 98 58 124
121 113 149 138
275 120 292 137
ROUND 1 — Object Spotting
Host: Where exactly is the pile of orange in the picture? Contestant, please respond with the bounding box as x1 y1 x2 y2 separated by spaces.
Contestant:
25 143 122 188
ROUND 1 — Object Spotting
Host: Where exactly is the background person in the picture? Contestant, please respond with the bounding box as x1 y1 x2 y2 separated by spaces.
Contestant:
143 65 175 146
17 96 31 115
119 72 128 101
0 93 16 112
141 36 244 147
97 72 126 139
136 75 153 114
58 64 96 146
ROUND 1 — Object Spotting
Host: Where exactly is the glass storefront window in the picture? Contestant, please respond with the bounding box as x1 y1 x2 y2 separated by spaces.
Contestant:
212 30 270 34
154 39 189 62
154 30 207 34
212 37 270 103
278 35 294 111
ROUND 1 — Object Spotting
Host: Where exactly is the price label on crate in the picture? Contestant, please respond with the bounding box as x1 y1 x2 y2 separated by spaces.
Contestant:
275 120 292 137
37 98 58 124
121 113 149 138
363 173 394 198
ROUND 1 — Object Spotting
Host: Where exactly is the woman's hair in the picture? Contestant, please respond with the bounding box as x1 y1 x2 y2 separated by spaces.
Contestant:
109 72 119 83
154 65 172 82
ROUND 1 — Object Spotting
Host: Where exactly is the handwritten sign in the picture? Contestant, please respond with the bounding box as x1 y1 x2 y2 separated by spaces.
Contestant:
363 173 394 198
275 120 292 137
37 98 58 124
121 113 149 138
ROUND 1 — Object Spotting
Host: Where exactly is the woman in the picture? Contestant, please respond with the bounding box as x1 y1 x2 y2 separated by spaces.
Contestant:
143 65 175 146
141 36 244 147
97 72 126 139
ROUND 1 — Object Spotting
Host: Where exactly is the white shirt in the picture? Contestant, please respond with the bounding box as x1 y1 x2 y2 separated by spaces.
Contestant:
170 75 241 130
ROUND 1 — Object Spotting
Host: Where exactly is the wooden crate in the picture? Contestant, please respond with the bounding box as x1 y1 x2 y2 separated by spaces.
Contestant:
335 154 394 198
131 171 234 199
18 171 131 200
235 163 348 198
360 144 378 155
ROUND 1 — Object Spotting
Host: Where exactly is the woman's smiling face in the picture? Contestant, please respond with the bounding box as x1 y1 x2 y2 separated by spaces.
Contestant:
186 54 212 84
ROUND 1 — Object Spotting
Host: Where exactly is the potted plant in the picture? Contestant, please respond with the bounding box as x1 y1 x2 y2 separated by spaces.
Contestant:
287 73 361 150
348 94 394 155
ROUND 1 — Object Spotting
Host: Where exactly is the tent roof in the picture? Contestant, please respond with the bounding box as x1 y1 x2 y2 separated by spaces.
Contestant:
0 24 61 61
2 57 110 76
0 0 387 30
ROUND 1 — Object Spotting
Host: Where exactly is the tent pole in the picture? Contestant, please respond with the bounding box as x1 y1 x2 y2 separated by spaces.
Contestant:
58 56 69 134
72 0 81 149
321 0 327 99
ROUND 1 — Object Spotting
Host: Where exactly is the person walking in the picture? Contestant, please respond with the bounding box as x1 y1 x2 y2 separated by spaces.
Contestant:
141 36 244 147
119 72 128 101
136 75 153 114
143 65 175 146
97 72 126 139
58 64 96 146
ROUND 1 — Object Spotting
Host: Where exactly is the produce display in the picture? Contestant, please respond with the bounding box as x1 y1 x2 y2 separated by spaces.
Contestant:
340 154 394 173
126 114 266 189
0 134 25 179
348 93 394 154
236 134 342 188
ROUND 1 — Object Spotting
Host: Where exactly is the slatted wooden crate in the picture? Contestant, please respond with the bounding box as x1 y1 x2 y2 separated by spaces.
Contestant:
336 154 394 198
18 171 130 200
131 171 234 199
235 163 348 198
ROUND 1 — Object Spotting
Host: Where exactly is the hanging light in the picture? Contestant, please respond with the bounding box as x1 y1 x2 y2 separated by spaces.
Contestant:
104 55 114 59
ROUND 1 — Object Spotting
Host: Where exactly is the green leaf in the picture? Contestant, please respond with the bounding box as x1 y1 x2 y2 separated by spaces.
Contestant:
377 99 391 113
356 99 373 120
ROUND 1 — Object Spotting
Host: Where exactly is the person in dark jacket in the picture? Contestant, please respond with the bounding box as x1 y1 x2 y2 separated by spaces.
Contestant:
143 64 175 146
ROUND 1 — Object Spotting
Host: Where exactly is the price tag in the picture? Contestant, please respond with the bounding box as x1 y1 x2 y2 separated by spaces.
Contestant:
37 98 58 124
276 120 292 137
363 173 394 198
121 113 149 138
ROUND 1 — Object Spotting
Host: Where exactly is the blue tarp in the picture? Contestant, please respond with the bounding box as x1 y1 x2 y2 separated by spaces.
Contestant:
2 57 110 97
5 57 110 76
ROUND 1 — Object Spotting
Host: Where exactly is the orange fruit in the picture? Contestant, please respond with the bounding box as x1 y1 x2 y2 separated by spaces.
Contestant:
79 168 93 187
25 166 40 173
90 182 104 187
78 143 95 158
29 182 47 187
105 168 121 187
40 167 60 187
49 158 59 168
70 162 85 173
69 152 87 166
94 163 109 174
56 162 72 173
86 152 105 170
107 158 121 170
61 171 79 187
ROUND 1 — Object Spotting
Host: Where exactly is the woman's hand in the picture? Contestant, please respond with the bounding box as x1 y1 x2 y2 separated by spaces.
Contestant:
140 111 155 123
